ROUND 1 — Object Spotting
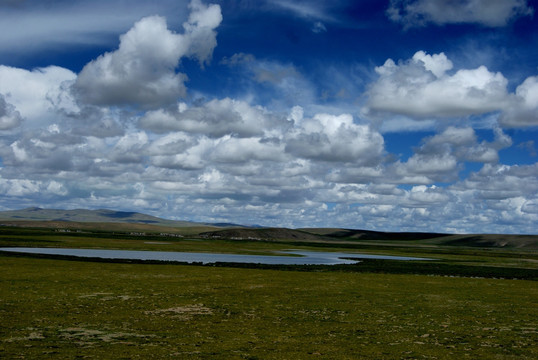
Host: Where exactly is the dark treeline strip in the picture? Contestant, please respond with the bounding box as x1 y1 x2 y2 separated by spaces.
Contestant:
236 239 538 260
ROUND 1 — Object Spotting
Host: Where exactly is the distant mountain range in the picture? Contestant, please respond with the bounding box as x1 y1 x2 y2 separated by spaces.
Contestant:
0 207 217 228
0 207 536 249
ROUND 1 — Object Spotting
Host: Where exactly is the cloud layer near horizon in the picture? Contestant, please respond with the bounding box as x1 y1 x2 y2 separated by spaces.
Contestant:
0 0 537 234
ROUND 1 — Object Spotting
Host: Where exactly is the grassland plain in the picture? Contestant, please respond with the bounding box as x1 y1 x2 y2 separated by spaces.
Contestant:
1 225 537 358
1 255 537 359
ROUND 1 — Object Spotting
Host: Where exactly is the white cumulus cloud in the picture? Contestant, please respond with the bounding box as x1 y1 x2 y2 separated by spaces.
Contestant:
74 1 222 109
365 51 509 120
0 65 77 126
500 76 538 127
140 98 284 138
0 95 22 130
285 110 385 164
0 1 535 234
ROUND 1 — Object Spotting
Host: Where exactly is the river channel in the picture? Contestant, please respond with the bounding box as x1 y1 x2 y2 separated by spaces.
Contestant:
0 247 433 265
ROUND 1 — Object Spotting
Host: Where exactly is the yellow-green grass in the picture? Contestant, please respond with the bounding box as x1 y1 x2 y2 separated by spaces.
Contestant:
1 255 537 359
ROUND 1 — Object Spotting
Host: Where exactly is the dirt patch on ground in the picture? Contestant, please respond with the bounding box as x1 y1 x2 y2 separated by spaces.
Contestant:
146 304 213 320
60 327 155 345
4 331 45 342
78 293 142 301
78 292 113 298
4 326 154 346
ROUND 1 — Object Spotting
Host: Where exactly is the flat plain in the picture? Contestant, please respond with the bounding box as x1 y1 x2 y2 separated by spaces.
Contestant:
1 224 537 359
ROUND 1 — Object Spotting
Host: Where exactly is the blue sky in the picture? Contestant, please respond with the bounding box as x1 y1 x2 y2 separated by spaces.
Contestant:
0 0 537 233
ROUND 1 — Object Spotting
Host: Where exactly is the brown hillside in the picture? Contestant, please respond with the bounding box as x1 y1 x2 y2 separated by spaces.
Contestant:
200 228 326 242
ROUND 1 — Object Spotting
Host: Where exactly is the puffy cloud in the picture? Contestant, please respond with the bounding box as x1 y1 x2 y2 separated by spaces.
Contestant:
74 1 222 108
380 117 436 133
407 185 450 205
455 163 538 200
211 136 286 163
1 129 83 174
406 153 458 175
184 0 223 66
384 127 512 185
412 51 453 78
366 51 538 130
68 107 125 138
74 16 188 108
420 126 512 163
365 51 509 119
109 132 149 164
522 199 538 214
445 163 538 233
318 162 538 233
0 177 40 197
0 65 77 125
427 126 476 147
0 5 535 234
1 111 536 233
500 76 538 127
326 166 384 184
388 0 534 28
149 136 214 170
0 95 22 130
285 110 385 164
391 153 459 184
146 132 196 156
140 98 284 137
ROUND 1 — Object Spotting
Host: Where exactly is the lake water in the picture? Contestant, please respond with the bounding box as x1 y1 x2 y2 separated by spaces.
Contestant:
0 247 433 265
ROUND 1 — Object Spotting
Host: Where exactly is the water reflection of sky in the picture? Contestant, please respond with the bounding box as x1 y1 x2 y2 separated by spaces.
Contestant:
0 248 433 265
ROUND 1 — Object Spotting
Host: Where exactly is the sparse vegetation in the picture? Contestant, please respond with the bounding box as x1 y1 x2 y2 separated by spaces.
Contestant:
1 220 537 358
1 255 537 359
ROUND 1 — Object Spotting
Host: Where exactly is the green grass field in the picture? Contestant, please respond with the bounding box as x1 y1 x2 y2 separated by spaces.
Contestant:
1 226 537 359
